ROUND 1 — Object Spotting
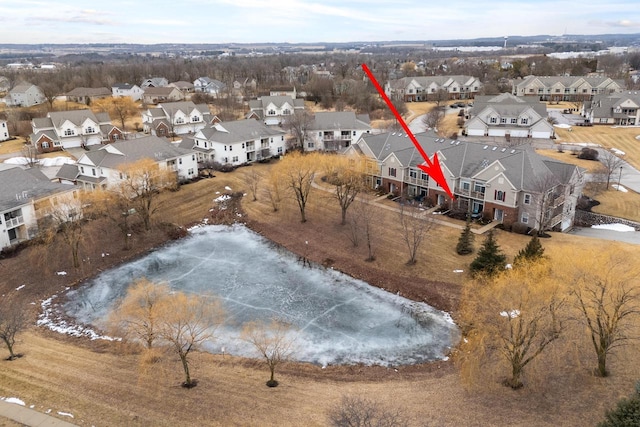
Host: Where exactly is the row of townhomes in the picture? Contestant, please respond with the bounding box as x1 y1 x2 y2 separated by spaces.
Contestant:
31 110 123 152
583 91 640 125
464 93 555 139
247 94 305 126
142 101 213 137
385 76 483 102
6 82 45 107
0 163 79 251
345 131 585 232
511 75 623 102
56 136 198 190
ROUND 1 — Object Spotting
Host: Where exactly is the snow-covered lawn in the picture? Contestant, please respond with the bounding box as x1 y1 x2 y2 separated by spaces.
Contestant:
612 184 628 192
4 156 75 166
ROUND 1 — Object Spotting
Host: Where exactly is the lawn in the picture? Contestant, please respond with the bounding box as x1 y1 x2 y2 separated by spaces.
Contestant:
554 125 640 170
0 137 26 155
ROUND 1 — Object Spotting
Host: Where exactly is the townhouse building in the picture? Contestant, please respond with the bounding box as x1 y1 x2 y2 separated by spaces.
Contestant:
385 76 482 102
511 75 623 102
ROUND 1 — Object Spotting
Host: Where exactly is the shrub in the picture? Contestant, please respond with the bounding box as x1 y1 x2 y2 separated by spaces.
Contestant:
578 147 599 160
598 381 640 427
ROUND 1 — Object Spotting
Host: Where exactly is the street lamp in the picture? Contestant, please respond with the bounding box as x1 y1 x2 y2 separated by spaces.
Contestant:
617 166 623 189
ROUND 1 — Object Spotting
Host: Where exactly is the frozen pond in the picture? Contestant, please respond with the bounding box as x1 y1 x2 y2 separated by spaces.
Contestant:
63 224 459 366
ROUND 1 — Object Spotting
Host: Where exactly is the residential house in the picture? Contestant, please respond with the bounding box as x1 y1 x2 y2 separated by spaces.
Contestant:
112 83 144 101
583 91 640 125
141 101 211 136
31 109 123 152
0 76 10 94
0 119 9 142
183 119 286 165
305 111 371 151
142 86 184 104
270 86 297 98
247 95 305 126
141 77 168 88
169 81 195 96
65 87 111 104
0 164 79 251
8 83 45 107
233 77 257 92
56 136 198 190
345 132 584 232
384 76 482 102
511 75 623 102
193 77 226 97
464 93 555 139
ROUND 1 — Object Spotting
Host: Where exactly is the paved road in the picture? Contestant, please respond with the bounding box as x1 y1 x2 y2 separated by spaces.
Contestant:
568 227 640 245
0 400 78 426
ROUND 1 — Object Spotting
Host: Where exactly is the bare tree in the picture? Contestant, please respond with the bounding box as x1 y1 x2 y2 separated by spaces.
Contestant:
281 110 314 151
327 395 408 427
398 203 432 265
245 167 262 202
117 158 177 231
85 189 136 250
346 194 377 261
529 172 562 236
21 143 39 167
158 291 225 388
272 151 320 223
93 96 140 132
241 319 296 387
422 106 445 131
324 157 367 225
109 278 170 349
599 151 625 190
0 297 27 360
43 195 85 268
264 171 284 212
572 253 640 377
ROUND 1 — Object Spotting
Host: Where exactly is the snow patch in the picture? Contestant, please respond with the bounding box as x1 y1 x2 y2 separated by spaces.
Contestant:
3 156 75 166
214 194 231 203
500 310 520 318
592 223 636 232
56 271 67 276
453 269 464 273
612 184 628 193
224 186 232 191
57 411 74 418
37 294 120 341
3 397 25 406
554 123 572 129
611 148 626 156
15 284 25 291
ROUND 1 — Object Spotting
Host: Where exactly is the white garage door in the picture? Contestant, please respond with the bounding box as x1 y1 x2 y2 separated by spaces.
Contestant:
511 130 528 138
488 129 506 137
532 131 551 139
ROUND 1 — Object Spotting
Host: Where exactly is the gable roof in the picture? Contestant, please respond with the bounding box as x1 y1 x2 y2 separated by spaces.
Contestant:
10 83 38 94
112 83 140 90
471 93 548 117
0 166 75 212
46 110 106 128
310 111 371 131
249 95 305 110
157 101 210 117
66 87 111 97
195 119 285 144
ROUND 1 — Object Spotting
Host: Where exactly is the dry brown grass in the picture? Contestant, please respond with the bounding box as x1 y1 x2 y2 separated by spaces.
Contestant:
554 125 640 170
0 137 26 156
1 161 639 426
585 184 640 222
536 148 604 173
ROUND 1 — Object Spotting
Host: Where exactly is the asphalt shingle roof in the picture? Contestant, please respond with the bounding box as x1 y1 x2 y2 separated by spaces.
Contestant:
0 166 75 212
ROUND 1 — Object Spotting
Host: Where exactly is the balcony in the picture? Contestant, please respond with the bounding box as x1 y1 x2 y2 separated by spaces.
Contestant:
5 215 24 228
551 194 565 207
404 175 429 187
454 186 485 199
323 134 351 141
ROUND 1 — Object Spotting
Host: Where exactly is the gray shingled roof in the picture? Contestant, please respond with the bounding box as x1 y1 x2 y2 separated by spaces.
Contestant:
144 87 180 96
586 91 640 119
389 75 478 90
158 101 208 117
81 136 193 170
471 93 547 117
47 110 103 128
514 75 619 90
33 117 54 129
66 87 111 97
249 96 304 110
196 119 285 144
310 111 371 131
360 132 578 191
56 164 79 181
0 167 75 211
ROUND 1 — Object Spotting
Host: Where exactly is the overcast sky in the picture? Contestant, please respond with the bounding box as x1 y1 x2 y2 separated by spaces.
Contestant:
1 0 640 45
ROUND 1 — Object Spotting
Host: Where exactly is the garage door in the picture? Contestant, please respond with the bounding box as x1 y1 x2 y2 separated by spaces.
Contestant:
531 131 551 139
511 130 528 138
467 129 484 136
488 129 506 137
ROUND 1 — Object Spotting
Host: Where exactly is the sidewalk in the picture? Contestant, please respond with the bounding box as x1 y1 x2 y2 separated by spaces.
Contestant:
0 400 78 426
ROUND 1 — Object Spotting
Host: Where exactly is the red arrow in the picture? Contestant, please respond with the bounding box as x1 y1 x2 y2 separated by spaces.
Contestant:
361 64 455 199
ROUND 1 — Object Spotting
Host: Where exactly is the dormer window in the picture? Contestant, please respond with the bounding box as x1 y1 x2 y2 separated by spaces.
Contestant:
490 117 497 124
191 116 200 122
64 129 75 136
176 117 185 124
268 109 276 116
283 109 291 115
521 118 528 125
85 126 95 133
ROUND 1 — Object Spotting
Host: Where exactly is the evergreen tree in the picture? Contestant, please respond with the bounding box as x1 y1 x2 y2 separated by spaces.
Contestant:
514 235 545 265
456 221 474 255
470 230 506 277
598 382 640 427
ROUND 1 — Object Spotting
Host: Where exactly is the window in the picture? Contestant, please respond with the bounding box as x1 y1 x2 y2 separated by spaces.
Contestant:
191 116 200 122
524 193 531 204
494 190 506 202
224 145 227 151
521 212 529 224
283 109 291 115
92 168 96 176
474 183 485 194
277 147 283 154
85 126 95 133
500 118 507 124
80 166 85 173
192 155 195 161
64 129 75 136
42 141 49 148
268 109 276 115
462 181 470 190
179 158 182 165
521 118 528 125
352 131 356 135
242 142 245 149
511 118 517 124
188 168 194 175
232 156 238 162
409 169 417 179
389 167 397 177
229 145 232 151
176 117 185 124
308 142 314 148
490 117 497 124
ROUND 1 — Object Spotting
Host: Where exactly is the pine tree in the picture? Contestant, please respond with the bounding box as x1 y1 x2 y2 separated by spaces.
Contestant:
456 221 474 255
514 235 545 265
598 382 640 427
470 230 506 277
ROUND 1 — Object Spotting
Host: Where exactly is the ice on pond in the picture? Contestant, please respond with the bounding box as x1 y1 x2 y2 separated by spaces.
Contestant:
63 224 459 366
